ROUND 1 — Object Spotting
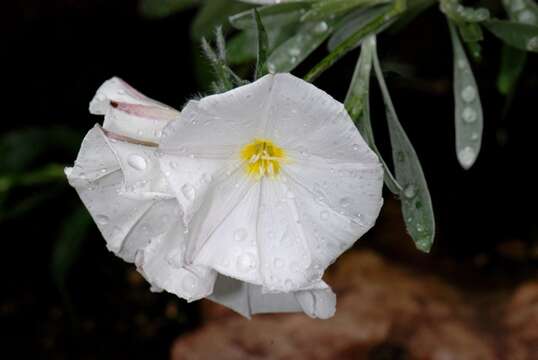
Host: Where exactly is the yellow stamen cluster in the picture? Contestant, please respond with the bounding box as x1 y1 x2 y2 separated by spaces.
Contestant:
240 139 286 179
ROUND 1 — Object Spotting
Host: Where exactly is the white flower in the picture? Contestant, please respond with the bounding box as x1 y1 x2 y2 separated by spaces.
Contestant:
158 73 383 316
66 74 383 320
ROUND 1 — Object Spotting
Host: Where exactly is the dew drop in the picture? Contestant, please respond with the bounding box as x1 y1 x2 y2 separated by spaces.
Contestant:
320 210 329 221
236 253 256 272
462 107 477 123
461 86 477 103
527 36 538 51
233 228 248 242
182 274 197 291
314 21 328 33
273 258 284 268
96 215 109 225
518 10 536 25
339 197 351 208
127 154 147 171
181 183 196 200
288 47 301 57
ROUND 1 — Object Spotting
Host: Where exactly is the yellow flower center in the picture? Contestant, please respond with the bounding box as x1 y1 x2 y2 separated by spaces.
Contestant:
240 139 286 179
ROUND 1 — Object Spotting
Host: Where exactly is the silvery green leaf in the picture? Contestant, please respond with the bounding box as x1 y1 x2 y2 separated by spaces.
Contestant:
449 21 483 170
372 44 435 253
304 0 402 82
230 2 311 30
502 0 538 26
483 19 538 52
139 0 199 18
344 36 401 194
328 5 391 51
440 0 490 23
497 44 527 95
254 10 269 78
301 0 389 22
267 20 335 73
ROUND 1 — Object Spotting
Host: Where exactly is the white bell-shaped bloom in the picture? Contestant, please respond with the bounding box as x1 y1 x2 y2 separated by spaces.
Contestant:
158 73 384 316
66 77 362 319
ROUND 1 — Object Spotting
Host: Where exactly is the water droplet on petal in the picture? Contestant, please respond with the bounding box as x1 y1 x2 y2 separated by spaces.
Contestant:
127 154 147 171
236 253 256 272
339 197 351 208
273 258 284 268
182 274 197 291
96 215 109 225
181 183 196 200
320 210 329 221
233 228 247 242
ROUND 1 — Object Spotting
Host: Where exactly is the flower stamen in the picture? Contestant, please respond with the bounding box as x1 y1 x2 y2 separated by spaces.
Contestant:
240 139 286 179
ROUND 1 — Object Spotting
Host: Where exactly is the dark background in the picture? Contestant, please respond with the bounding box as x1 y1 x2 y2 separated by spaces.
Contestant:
2 0 537 359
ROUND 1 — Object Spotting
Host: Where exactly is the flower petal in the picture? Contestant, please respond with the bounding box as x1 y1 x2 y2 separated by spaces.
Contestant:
255 179 315 292
187 166 263 285
136 221 217 302
265 73 379 166
282 155 383 270
90 77 180 142
209 276 336 319
66 126 178 262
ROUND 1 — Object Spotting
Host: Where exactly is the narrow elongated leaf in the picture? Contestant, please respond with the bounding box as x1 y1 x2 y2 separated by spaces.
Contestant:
372 43 435 253
267 19 335 73
254 10 269 78
304 0 402 82
483 19 538 52
497 44 527 95
449 21 483 169
328 5 391 51
301 0 389 22
230 2 312 30
344 36 401 194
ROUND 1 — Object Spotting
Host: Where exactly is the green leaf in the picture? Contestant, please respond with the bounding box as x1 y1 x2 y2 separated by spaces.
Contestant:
304 0 403 82
229 2 311 30
449 21 483 170
328 4 391 51
51 207 93 287
503 0 538 26
483 19 538 52
344 36 401 194
372 42 435 253
267 19 335 73
139 0 200 18
201 33 247 93
497 44 527 95
301 0 390 22
254 10 269 79
440 0 490 23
